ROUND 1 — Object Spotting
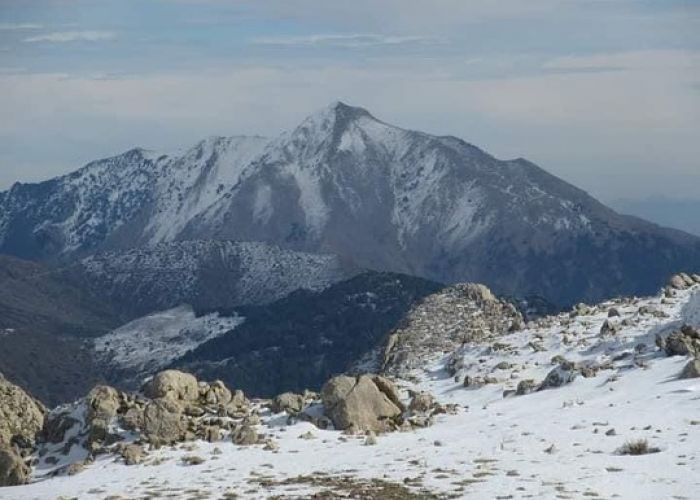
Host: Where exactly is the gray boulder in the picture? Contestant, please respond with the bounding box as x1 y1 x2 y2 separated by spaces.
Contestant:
321 374 403 432
143 370 199 402
270 392 305 415
142 398 186 446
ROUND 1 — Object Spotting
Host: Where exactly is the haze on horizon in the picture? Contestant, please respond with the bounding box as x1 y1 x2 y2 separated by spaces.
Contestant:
0 0 699 220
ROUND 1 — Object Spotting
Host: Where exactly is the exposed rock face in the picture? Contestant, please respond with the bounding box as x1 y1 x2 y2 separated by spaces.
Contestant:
0 374 46 452
380 283 523 378
0 446 29 486
321 375 403 432
143 370 199 402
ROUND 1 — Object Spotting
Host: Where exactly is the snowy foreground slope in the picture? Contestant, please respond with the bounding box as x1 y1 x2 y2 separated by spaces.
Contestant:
5 283 700 499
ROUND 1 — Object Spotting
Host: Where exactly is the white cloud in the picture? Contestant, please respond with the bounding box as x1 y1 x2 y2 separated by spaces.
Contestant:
23 31 116 43
0 23 43 31
251 33 443 48
543 50 700 72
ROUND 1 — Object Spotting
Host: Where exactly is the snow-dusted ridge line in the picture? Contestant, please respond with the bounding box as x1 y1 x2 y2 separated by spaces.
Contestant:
8 283 700 499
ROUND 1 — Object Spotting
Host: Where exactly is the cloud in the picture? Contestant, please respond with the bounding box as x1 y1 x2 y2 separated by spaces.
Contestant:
23 31 116 43
543 50 700 73
0 23 43 31
250 33 442 48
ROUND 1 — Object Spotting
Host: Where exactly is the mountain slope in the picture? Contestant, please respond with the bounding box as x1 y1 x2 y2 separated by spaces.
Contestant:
1 102 699 305
6 279 700 499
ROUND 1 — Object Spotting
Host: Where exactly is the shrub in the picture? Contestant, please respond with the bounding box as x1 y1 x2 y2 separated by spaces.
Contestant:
616 439 660 456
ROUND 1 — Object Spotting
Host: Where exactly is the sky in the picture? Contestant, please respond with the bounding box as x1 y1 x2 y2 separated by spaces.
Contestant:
0 0 699 203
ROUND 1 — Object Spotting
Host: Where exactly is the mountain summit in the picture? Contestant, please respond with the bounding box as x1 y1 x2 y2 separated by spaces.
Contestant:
1 102 699 305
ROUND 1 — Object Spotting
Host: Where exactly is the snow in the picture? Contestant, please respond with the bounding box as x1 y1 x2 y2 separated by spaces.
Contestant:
6 285 700 499
93 305 244 374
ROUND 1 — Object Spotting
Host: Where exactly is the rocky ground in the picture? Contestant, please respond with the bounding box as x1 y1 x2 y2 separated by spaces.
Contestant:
1 273 699 499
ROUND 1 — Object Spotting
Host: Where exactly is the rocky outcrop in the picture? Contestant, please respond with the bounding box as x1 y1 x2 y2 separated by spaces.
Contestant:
321 375 404 432
0 374 46 454
380 283 523 378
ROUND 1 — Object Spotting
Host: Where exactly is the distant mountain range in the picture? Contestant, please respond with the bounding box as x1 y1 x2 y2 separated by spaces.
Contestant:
1 102 698 307
1 101 699 405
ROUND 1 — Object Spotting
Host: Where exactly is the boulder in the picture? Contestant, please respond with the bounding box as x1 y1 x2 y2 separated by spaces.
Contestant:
658 326 700 357
408 392 434 414
86 385 121 422
232 425 259 446
516 379 537 396
679 359 700 379
538 365 577 390
143 370 199 402
321 375 403 432
270 392 304 415
0 374 46 451
120 444 144 465
142 398 186 446
669 274 689 290
0 446 29 486
202 380 231 406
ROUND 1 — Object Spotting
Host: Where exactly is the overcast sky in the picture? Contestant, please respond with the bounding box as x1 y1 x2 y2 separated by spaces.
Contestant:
0 0 699 202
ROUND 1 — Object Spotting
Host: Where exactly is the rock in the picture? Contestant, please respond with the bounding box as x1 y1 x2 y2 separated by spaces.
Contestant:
600 320 618 336
669 274 689 290
142 398 186 445
203 426 221 443
516 379 537 396
608 308 621 318
408 392 434 414
270 392 305 415
463 375 485 388
232 425 259 446
321 374 403 432
679 359 700 379
659 327 700 357
538 365 577 390
143 370 199 402
64 462 85 476
120 407 144 432
0 374 46 451
121 443 144 465
364 431 377 446
692 274 700 283
203 380 232 406
43 411 79 445
86 385 121 422
0 446 29 486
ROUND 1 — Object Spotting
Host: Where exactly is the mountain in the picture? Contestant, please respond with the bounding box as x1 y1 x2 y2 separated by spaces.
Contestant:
69 239 357 318
0 240 356 406
1 102 699 305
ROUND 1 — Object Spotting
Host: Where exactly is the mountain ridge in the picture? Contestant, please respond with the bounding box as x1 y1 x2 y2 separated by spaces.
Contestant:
1 102 699 305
